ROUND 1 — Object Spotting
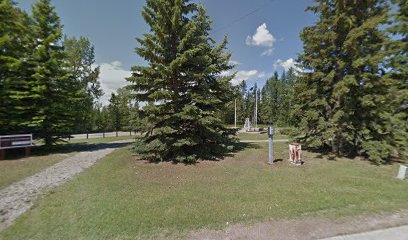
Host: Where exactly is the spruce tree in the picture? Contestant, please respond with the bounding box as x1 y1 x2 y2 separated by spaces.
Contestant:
0 0 34 134
386 0 408 159
237 80 248 123
260 72 283 125
108 93 121 136
127 0 235 163
30 0 76 145
295 0 404 162
63 36 102 134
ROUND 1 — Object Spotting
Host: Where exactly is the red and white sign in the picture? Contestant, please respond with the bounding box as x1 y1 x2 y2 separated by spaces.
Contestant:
289 143 303 165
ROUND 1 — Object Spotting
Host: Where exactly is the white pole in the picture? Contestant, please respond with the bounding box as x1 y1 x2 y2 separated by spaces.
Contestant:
234 98 237 128
255 86 258 128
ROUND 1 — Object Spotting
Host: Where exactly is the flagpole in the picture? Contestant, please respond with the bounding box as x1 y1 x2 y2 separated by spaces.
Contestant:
234 98 237 128
255 84 258 128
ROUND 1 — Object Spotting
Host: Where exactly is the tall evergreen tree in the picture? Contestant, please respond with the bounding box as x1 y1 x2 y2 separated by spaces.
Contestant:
237 80 248 124
286 67 297 126
30 0 76 145
108 93 121 136
260 72 283 125
63 36 103 134
0 0 34 134
295 0 403 162
127 0 235 163
386 0 408 159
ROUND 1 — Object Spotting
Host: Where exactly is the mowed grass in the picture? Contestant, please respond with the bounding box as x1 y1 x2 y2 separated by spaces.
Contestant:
1 143 407 240
0 136 134 190
0 153 72 190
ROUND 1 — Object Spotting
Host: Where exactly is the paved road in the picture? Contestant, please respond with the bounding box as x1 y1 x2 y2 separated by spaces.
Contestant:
0 140 132 232
322 225 408 240
70 131 134 139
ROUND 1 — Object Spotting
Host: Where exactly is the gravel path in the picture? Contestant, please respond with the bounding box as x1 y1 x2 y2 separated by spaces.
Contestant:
0 140 132 231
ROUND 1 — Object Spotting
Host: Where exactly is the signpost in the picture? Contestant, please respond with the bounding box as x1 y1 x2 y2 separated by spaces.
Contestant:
0 134 33 160
268 126 274 165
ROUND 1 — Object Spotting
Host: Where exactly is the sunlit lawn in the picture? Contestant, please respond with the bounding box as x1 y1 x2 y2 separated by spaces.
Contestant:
0 153 72 190
1 142 407 240
0 136 134 190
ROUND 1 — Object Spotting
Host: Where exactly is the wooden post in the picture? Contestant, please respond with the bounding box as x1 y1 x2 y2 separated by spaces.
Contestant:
103 132 105 138
0 149 5 160
24 147 31 158
116 131 118 137
86 133 89 139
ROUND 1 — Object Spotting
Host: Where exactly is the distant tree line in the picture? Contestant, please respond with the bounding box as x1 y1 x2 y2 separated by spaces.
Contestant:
0 0 103 145
221 68 297 127
92 87 141 136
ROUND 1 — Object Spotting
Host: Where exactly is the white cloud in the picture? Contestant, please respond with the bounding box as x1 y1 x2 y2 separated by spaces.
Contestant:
274 58 296 71
98 61 131 105
261 48 274 57
230 70 266 86
246 23 276 47
229 60 241 65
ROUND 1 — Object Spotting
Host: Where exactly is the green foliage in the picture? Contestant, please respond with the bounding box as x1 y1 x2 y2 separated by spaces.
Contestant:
63 36 103 134
260 70 296 126
385 0 408 160
0 0 35 135
0 0 102 145
29 0 79 145
108 93 121 133
127 0 236 163
230 68 296 128
294 0 407 163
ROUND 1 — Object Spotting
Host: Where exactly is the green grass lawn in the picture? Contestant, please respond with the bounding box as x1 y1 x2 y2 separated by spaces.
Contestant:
0 153 73 191
1 143 407 240
0 136 135 191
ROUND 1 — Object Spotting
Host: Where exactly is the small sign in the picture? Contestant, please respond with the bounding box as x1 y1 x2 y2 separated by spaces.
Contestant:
0 134 33 149
397 165 407 180
268 127 274 137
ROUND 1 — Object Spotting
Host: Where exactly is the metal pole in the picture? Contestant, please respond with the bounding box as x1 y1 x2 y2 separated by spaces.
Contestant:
269 137 273 164
268 126 274 165
234 98 237 128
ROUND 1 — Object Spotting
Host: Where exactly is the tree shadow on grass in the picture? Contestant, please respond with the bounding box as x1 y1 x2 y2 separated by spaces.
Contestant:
0 142 132 161
140 141 262 165
306 147 405 166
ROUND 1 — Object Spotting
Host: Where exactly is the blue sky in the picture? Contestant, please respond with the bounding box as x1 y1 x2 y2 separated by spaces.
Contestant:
17 0 316 103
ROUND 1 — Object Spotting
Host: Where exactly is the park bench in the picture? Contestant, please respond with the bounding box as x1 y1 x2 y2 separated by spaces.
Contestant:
0 134 33 160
